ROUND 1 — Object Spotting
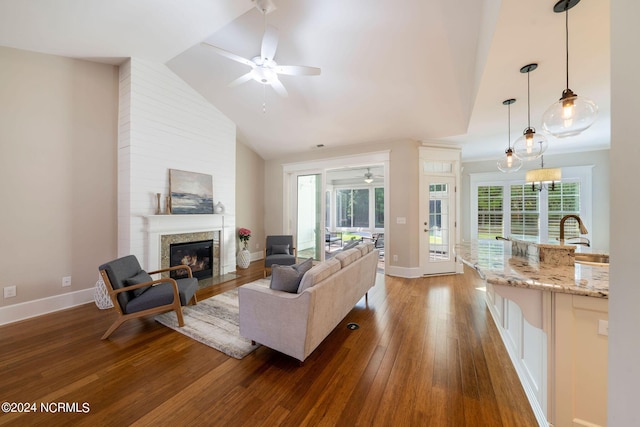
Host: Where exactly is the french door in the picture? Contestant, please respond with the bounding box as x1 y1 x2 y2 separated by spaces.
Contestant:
420 175 457 275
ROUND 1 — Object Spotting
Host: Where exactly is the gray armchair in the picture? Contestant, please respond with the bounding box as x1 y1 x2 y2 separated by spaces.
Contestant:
325 228 343 250
264 235 297 277
374 233 384 256
98 255 198 339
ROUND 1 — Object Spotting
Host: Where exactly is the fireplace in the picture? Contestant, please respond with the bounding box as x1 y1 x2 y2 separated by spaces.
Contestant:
169 240 214 280
146 214 231 285
159 230 222 284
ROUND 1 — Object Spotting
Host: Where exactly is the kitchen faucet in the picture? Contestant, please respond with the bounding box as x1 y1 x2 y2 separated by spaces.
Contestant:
559 214 588 245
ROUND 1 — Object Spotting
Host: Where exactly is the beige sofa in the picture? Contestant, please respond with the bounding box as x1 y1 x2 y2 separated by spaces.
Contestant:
238 242 379 362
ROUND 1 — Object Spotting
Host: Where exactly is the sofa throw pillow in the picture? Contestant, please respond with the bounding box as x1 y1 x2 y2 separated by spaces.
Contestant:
342 240 360 251
270 258 313 293
125 270 154 297
272 244 290 255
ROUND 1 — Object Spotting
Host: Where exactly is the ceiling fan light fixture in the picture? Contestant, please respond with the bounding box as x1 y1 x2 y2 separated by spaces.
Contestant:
364 168 374 184
253 0 277 14
542 0 598 138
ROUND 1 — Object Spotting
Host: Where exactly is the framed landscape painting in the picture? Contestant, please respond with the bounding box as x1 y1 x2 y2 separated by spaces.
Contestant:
169 169 214 214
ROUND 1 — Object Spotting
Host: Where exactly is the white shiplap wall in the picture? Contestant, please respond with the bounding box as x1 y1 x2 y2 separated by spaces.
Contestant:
118 58 236 272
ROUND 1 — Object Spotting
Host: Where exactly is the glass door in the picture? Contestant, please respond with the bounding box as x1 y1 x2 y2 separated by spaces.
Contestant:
295 174 323 261
420 175 456 275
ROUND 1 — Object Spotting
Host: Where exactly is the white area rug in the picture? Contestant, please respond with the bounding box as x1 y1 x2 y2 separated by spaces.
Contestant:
155 288 259 359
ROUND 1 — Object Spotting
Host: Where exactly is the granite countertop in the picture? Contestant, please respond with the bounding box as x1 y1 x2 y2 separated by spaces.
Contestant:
456 240 609 298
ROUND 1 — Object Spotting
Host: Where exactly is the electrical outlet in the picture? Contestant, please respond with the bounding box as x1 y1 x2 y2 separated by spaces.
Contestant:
598 320 608 336
4 286 16 298
62 276 72 287
393 254 398 262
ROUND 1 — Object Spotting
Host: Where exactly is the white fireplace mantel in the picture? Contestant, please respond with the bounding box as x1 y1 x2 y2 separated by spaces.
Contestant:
145 214 233 274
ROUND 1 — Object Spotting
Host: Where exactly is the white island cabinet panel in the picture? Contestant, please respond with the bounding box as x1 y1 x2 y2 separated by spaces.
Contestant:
554 293 608 427
486 282 549 425
456 240 609 427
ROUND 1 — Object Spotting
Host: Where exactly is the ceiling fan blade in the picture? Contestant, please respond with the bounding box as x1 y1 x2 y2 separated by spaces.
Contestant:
270 78 288 97
200 42 255 68
228 72 254 88
276 65 321 76
261 25 279 61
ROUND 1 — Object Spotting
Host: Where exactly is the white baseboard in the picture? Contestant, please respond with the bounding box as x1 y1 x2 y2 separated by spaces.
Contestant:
385 265 422 278
0 288 95 326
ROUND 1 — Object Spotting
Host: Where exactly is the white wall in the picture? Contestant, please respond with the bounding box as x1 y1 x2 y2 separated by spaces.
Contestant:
609 1 640 425
118 58 236 271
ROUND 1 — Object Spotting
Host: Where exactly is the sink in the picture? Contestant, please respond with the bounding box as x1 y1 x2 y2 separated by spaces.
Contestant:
575 253 610 266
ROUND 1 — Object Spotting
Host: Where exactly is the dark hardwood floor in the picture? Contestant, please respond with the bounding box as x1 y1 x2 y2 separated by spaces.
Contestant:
0 263 537 426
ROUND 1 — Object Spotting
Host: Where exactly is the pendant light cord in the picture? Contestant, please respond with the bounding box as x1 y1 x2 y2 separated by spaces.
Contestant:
527 71 531 128
508 102 512 149
565 9 570 90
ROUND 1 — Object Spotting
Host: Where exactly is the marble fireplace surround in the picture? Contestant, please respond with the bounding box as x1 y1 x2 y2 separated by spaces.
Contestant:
160 231 220 279
145 214 228 277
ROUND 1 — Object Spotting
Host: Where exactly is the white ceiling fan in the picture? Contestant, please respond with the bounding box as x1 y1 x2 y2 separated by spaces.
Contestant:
200 1 320 98
363 167 384 183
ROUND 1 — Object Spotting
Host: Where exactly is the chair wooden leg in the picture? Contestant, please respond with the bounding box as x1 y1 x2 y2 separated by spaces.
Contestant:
175 307 185 327
101 318 126 340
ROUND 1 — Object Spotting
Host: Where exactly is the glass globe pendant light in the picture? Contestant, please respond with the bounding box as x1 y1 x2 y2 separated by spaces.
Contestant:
541 0 598 138
497 98 523 173
513 63 548 161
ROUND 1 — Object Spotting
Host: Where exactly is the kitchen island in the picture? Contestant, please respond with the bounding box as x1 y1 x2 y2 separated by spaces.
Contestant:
456 240 608 427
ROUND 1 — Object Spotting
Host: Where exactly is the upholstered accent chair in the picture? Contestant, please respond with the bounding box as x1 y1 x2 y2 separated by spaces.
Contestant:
374 233 384 256
325 228 343 250
98 255 198 339
264 235 297 277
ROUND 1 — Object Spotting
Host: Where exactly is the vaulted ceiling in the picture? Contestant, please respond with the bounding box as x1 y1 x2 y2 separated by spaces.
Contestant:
0 0 610 161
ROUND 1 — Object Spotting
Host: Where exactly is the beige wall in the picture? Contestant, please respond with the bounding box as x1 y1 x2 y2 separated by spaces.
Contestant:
0 46 118 306
235 141 266 258
264 139 420 270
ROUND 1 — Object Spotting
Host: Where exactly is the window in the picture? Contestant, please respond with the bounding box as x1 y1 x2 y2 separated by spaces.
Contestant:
477 185 504 239
510 184 539 240
548 182 581 241
336 188 369 228
325 190 331 229
375 188 384 228
327 187 384 229
470 166 592 243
